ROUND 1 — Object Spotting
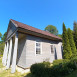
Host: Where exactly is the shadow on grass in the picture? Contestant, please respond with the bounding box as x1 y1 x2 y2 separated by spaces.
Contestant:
24 73 36 77
24 73 32 77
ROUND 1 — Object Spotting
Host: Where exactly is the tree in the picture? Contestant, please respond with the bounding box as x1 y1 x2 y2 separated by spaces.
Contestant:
0 42 5 55
0 32 5 55
0 33 2 43
62 23 72 59
67 28 76 55
73 22 77 49
58 34 62 38
1 32 7 42
45 25 58 35
0 33 2 38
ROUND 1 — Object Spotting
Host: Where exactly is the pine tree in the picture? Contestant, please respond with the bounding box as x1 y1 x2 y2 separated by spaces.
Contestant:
73 22 77 49
67 28 76 55
62 23 72 59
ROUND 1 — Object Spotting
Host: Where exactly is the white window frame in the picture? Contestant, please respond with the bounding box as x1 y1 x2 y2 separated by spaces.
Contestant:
35 41 42 56
50 44 55 53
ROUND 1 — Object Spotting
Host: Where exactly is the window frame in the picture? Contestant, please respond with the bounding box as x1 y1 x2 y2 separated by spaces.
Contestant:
50 44 54 53
35 41 42 55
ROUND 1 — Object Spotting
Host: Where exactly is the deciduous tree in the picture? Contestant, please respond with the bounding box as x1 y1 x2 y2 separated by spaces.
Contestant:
45 25 58 35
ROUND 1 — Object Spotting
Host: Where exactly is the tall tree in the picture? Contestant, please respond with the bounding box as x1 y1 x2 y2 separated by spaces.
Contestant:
45 25 58 35
62 23 72 59
73 22 77 49
67 28 76 55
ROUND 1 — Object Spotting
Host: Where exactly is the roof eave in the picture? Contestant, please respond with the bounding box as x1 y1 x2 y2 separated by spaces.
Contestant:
17 27 62 42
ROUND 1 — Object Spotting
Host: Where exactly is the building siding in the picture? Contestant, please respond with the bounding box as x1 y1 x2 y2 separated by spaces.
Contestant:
17 35 26 68
25 35 62 68
7 22 17 39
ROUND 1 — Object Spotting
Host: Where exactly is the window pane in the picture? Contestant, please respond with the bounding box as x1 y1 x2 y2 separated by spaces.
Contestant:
51 45 54 53
36 43 40 47
36 47 40 54
36 42 41 54
36 50 40 54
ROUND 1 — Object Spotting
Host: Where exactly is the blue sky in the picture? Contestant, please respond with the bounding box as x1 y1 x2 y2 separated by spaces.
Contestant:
0 0 77 35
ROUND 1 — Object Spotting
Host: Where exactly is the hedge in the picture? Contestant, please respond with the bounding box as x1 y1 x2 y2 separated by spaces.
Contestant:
30 59 77 77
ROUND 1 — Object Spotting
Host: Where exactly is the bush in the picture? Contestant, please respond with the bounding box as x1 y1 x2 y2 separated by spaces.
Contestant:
30 58 77 77
53 59 70 65
53 59 63 65
30 62 51 77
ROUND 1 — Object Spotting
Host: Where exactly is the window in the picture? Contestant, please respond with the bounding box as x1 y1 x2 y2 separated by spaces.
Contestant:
51 45 54 53
36 42 41 54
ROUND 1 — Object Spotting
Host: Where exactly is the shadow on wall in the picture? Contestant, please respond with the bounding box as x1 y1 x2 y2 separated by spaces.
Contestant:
16 38 26 65
54 47 57 60
61 46 63 58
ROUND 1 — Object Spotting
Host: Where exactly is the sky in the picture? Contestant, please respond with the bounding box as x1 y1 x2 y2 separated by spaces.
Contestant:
0 0 77 35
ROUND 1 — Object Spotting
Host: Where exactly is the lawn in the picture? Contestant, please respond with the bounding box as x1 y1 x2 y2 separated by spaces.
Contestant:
0 57 31 77
0 57 77 77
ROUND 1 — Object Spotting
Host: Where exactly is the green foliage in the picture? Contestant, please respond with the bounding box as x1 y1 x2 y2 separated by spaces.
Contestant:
73 22 77 49
0 42 5 55
62 23 72 59
30 59 77 77
67 28 76 55
45 25 58 35
53 59 70 65
58 34 62 38
30 62 51 77
0 32 6 55
1 32 7 42
0 33 2 38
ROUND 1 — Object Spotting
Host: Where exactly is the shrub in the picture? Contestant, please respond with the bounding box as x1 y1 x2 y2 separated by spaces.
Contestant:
30 59 77 77
53 59 70 65
30 62 51 77
53 59 63 65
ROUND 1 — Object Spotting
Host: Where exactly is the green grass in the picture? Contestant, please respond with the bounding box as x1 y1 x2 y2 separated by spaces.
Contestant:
0 57 3 68
0 57 30 77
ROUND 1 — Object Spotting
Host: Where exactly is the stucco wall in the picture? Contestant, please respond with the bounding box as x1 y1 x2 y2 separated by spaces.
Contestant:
25 35 62 68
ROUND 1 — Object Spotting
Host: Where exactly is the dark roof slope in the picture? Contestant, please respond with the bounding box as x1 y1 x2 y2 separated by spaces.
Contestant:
10 19 62 40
